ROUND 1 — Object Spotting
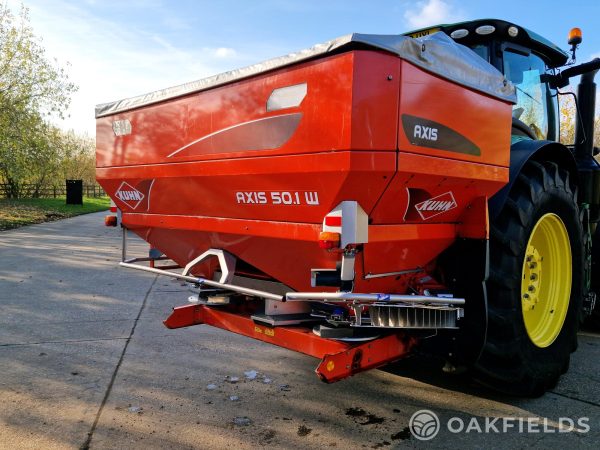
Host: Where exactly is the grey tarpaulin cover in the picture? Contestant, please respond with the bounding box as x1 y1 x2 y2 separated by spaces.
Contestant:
95 32 516 118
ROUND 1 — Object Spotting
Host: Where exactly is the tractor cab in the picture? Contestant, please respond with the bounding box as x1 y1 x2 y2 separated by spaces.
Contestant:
407 19 569 142
409 18 600 331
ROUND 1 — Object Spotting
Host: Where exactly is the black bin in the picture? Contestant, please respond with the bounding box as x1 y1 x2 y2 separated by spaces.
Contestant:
66 179 83 205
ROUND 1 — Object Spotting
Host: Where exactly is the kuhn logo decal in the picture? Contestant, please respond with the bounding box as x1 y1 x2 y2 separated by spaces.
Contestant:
415 192 457 220
115 182 145 209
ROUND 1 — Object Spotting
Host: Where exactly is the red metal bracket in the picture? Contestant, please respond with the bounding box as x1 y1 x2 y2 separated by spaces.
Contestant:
315 333 416 383
164 304 415 383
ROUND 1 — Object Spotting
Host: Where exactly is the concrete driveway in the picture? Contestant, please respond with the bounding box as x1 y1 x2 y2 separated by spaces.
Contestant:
0 212 598 449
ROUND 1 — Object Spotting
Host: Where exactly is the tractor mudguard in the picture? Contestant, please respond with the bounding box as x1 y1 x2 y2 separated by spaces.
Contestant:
488 139 577 221
428 238 489 366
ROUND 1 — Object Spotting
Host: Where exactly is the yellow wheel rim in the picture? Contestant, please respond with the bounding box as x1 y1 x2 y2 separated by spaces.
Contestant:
521 213 572 348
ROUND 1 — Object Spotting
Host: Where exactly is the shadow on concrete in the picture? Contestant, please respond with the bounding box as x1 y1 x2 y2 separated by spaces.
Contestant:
0 213 598 449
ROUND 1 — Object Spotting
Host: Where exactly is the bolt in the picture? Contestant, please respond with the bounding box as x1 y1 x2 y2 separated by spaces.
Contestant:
530 274 537 281
523 293 529 299
530 262 537 269
526 255 533 262
528 285 535 292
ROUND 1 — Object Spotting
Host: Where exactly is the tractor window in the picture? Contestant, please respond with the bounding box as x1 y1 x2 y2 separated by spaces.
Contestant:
503 50 556 140
470 44 489 62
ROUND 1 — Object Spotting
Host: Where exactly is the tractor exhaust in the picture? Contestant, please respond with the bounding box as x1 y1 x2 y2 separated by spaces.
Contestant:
574 64 600 225
550 57 600 224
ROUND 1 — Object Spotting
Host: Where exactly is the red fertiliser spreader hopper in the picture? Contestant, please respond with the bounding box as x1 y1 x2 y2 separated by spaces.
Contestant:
96 31 516 383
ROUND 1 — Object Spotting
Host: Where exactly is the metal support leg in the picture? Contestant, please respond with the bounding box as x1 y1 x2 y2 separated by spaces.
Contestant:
340 252 356 281
121 226 128 262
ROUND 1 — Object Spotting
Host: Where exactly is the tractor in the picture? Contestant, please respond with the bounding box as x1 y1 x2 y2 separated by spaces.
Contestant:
408 19 600 394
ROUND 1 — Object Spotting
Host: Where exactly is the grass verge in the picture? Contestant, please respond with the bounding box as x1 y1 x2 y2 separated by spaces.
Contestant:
0 197 110 231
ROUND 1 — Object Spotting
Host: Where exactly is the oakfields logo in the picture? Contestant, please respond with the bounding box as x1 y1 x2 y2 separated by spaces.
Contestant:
115 182 145 210
409 410 440 441
408 409 590 441
415 191 457 220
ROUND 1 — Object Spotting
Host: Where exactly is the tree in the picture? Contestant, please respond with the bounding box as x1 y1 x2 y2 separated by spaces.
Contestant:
55 129 96 186
0 2 77 197
0 3 75 117
559 87 600 152
559 89 576 145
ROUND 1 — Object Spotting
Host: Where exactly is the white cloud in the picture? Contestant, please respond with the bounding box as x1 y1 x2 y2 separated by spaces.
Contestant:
214 47 237 58
403 0 465 30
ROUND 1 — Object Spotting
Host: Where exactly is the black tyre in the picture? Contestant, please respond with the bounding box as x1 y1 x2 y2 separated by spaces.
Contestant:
475 161 583 396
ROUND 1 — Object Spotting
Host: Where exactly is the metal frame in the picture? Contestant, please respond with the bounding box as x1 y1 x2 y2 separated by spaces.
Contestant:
163 304 416 383
120 259 465 307
121 227 179 270
119 241 459 382
181 249 236 284
120 261 285 301
120 229 464 306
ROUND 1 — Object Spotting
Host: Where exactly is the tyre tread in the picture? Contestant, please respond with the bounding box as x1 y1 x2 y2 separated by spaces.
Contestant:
474 161 582 396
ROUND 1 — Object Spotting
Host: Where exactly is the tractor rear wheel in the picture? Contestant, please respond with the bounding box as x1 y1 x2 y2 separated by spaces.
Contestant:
475 161 583 396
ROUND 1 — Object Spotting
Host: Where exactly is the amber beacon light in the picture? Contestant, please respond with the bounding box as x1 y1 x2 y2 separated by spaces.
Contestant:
568 27 582 46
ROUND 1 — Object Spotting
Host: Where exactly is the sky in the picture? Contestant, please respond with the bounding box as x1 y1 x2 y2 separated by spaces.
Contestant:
5 0 600 137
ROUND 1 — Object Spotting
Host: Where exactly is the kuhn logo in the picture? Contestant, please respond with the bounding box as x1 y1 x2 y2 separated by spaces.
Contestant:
415 192 457 220
115 182 145 209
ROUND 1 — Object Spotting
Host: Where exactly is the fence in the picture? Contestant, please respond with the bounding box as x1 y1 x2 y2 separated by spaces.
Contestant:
0 183 106 199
